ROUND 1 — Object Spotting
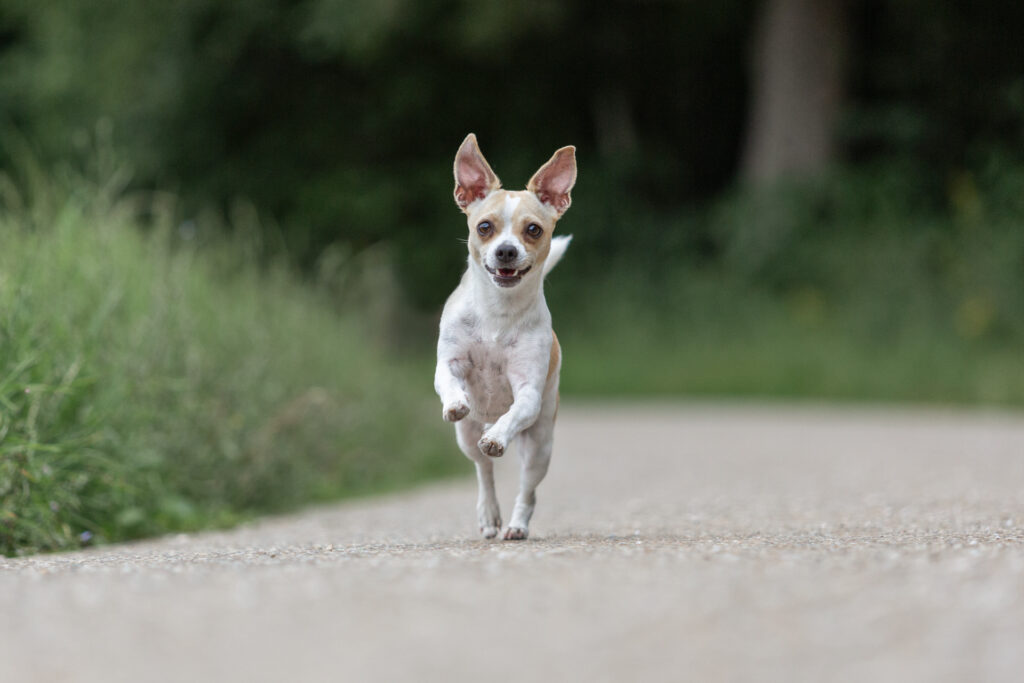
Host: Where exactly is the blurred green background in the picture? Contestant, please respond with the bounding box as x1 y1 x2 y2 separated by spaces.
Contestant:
2 0 1023 554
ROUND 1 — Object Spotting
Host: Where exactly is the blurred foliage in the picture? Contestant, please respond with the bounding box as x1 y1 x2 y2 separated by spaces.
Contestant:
0 0 755 305
549 152 1024 402
2 1 1022 309
845 0 1024 166
0 140 458 556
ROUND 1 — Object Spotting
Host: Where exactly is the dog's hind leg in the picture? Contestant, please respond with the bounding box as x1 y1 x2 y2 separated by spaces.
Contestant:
504 403 556 541
455 419 502 539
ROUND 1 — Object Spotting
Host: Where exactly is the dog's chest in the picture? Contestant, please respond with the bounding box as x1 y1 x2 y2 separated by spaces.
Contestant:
461 337 515 423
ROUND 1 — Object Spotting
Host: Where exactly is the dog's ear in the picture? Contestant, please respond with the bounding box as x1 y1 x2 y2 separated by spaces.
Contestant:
454 133 501 213
527 146 576 217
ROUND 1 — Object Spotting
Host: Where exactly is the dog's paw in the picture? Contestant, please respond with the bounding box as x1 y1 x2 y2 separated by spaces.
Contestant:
479 504 501 539
442 400 470 423
477 435 505 458
503 527 528 541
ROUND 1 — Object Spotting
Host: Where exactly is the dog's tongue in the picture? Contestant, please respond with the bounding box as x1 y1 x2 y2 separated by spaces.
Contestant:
498 268 517 277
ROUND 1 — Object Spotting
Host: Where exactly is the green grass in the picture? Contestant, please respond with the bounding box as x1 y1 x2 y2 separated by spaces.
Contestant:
560 318 1024 404
549 159 1024 405
0 162 460 557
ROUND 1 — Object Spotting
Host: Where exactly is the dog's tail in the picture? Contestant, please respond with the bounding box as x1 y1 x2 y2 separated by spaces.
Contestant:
543 235 572 277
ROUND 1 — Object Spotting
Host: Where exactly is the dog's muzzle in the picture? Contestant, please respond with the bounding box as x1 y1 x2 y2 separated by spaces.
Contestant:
485 264 532 287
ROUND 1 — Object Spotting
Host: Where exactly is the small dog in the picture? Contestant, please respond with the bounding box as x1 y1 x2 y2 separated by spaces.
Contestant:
435 133 576 541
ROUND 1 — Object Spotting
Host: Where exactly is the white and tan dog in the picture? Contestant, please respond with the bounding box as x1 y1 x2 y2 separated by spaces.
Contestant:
435 133 576 541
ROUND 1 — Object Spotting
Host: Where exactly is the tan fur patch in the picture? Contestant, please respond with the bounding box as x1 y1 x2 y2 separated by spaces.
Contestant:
547 331 561 384
549 331 561 421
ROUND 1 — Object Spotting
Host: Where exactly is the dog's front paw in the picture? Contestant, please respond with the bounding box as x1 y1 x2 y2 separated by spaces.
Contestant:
503 527 528 541
443 399 470 423
477 434 505 458
479 501 501 539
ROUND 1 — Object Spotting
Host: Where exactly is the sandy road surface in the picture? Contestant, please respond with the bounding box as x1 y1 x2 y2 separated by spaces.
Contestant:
2 403 1024 682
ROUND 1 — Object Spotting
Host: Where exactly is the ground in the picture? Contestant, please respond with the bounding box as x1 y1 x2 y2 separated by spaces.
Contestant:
2 403 1023 682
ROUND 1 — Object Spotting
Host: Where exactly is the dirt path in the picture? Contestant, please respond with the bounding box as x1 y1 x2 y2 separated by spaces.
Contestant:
3 403 1024 682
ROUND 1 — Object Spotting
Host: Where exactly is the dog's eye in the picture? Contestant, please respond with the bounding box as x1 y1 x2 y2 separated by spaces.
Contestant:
476 221 493 236
526 223 543 238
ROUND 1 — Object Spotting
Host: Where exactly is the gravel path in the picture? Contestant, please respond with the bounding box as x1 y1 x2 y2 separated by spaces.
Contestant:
3 403 1024 682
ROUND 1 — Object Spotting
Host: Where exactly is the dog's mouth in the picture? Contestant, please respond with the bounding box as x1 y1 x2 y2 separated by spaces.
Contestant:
485 265 532 287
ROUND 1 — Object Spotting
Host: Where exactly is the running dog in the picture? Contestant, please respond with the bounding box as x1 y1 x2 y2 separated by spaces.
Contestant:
434 133 576 540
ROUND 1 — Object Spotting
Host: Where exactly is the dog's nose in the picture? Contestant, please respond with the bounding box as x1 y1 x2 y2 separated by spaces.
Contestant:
495 243 519 264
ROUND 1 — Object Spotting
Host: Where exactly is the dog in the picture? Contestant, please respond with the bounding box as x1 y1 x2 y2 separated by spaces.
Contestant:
434 133 576 541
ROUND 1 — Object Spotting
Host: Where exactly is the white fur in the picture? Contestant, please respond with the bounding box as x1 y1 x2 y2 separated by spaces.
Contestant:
501 195 521 227
435 206 569 541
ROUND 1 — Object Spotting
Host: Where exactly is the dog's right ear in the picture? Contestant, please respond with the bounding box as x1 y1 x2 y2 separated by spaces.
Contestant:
454 133 501 213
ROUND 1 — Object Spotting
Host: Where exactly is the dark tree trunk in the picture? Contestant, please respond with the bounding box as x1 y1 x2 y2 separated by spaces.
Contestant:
741 0 849 185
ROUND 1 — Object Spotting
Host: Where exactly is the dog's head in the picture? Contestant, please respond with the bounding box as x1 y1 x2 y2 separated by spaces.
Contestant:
453 134 576 289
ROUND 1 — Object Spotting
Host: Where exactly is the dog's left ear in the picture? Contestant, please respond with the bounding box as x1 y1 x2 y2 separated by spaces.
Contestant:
527 146 577 217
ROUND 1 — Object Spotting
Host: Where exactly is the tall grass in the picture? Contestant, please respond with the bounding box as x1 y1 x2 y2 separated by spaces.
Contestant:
550 158 1024 404
0 153 458 556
